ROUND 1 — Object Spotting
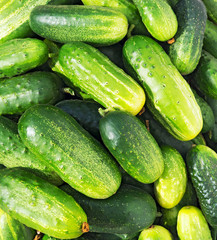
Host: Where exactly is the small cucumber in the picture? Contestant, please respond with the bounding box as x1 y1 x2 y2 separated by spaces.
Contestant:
204 20 217 59
177 206 212 240
202 0 217 24
30 5 128 46
138 225 173 240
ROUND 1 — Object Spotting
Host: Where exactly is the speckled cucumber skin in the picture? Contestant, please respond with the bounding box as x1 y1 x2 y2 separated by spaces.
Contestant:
123 36 203 141
18 104 121 199
58 42 145 116
30 5 128 46
132 0 178 41
138 225 173 240
99 111 164 184
168 0 207 75
0 168 87 239
202 0 217 24
0 71 64 115
186 145 217 229
0 38 48 79
177 206 212 240
0 115 62 186
204 20 217 59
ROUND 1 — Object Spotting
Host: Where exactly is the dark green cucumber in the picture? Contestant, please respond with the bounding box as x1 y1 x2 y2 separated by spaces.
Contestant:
99 111 164 184
132 0 177 41
81 0 148 35
56 100 102 140
58 41 145 115
138 225 173 240
204 20 217 59
0 164 5 170
18 104 121 199
168 0 207 75
0 38 48 79
123 36 203 141
30 5 128 46
0 71 64 115
166 0 179 8
61 184 157 235
206 97 217 143
0 0 51 44
186 145 217 228
202 0 217 24
0 115 62 185
49 0 81 4
0 168 88 239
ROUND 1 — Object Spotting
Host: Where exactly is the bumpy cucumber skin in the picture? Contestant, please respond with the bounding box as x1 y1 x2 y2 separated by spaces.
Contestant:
0 168 87 239
0 0 51 44
0 115 62 186
123 36 203 141
186 145 217 228
138 225 173 240
61 184 157 235
18 104 121 199
58 42 145 116
99 111 164 184
202 0 217 24
0 38 48 79
0 71 64 115
30 5 128 46
204 20 217 59
132 0 177 41
177 206 212 240
169 0 207 75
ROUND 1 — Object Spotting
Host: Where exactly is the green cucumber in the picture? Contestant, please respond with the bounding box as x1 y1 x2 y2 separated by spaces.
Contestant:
99 111 164 184
132 0 178 41
0 168 88 239
202 0 217 24
30 5 128 46
18 104 121 199
0 164 5 170
0 115 62 185
0 71 64 115
49 0 81 4
154 146 187 209
186 145 217 228
0 38 48 79
168 0 207 75
166 0 179 8
177 206 212 240
204 20 217 59
206 97 217 143
123 35 203 141
138 225 173 240
0 0 52 44
58 41 145 115
60 184 157 235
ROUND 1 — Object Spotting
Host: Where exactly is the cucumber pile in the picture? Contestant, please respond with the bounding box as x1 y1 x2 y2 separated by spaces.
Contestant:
0 0 217 240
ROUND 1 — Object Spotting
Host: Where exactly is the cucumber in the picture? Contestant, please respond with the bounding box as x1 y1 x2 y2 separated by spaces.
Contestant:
123 36 203 141
58 41 145 116
166 0 179 8
30 5 128 46
202 0 217 24
18 104 121 199
49 0 81 4
132 0 178 41
0 168 88 239
99 111 164 184
0 0 52 44
138 225 173 240
154 146 187 209
186 145 217 228
0 115 62 185
0 164 5 170
206 97 217 143
177 206 212 240
204 20 217 59
60 184 157 235
168 0 207 75
0 38 48 79
0 208 35 240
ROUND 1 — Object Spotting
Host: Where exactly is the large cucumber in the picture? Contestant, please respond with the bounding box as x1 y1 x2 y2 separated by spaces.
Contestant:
204 20 217 59
202 0 217 24
18 104 121 199
138 225 173 240
123 35 203 141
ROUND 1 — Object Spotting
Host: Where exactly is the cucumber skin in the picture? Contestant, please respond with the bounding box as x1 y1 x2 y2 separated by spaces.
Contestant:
204 20 217 59
123 36 203 141
202 0 217 24
0 38 48 79
60 184 157 235
169 0 207 75
99 111 164 184
186 145 217 228
138 225 173 240
0 115 63 186
30 5 128 46
206 97 217 143
58 42 145 116
132 0 178 41
18 104 121 199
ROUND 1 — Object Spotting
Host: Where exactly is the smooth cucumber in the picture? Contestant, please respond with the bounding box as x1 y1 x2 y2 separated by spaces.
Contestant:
58 41 145 115
202 0 217 24
30 5 128 46
123 36 202 141
138 225 173 240
18 104 121 199
204 20 217 59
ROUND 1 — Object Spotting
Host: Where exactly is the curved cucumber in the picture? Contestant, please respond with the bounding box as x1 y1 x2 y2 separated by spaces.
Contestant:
58 41 145 116
18 104 121 199
204 20 217 59
30 5 128 46
138 225 173 240
123 35 202 141
202 0 217 24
